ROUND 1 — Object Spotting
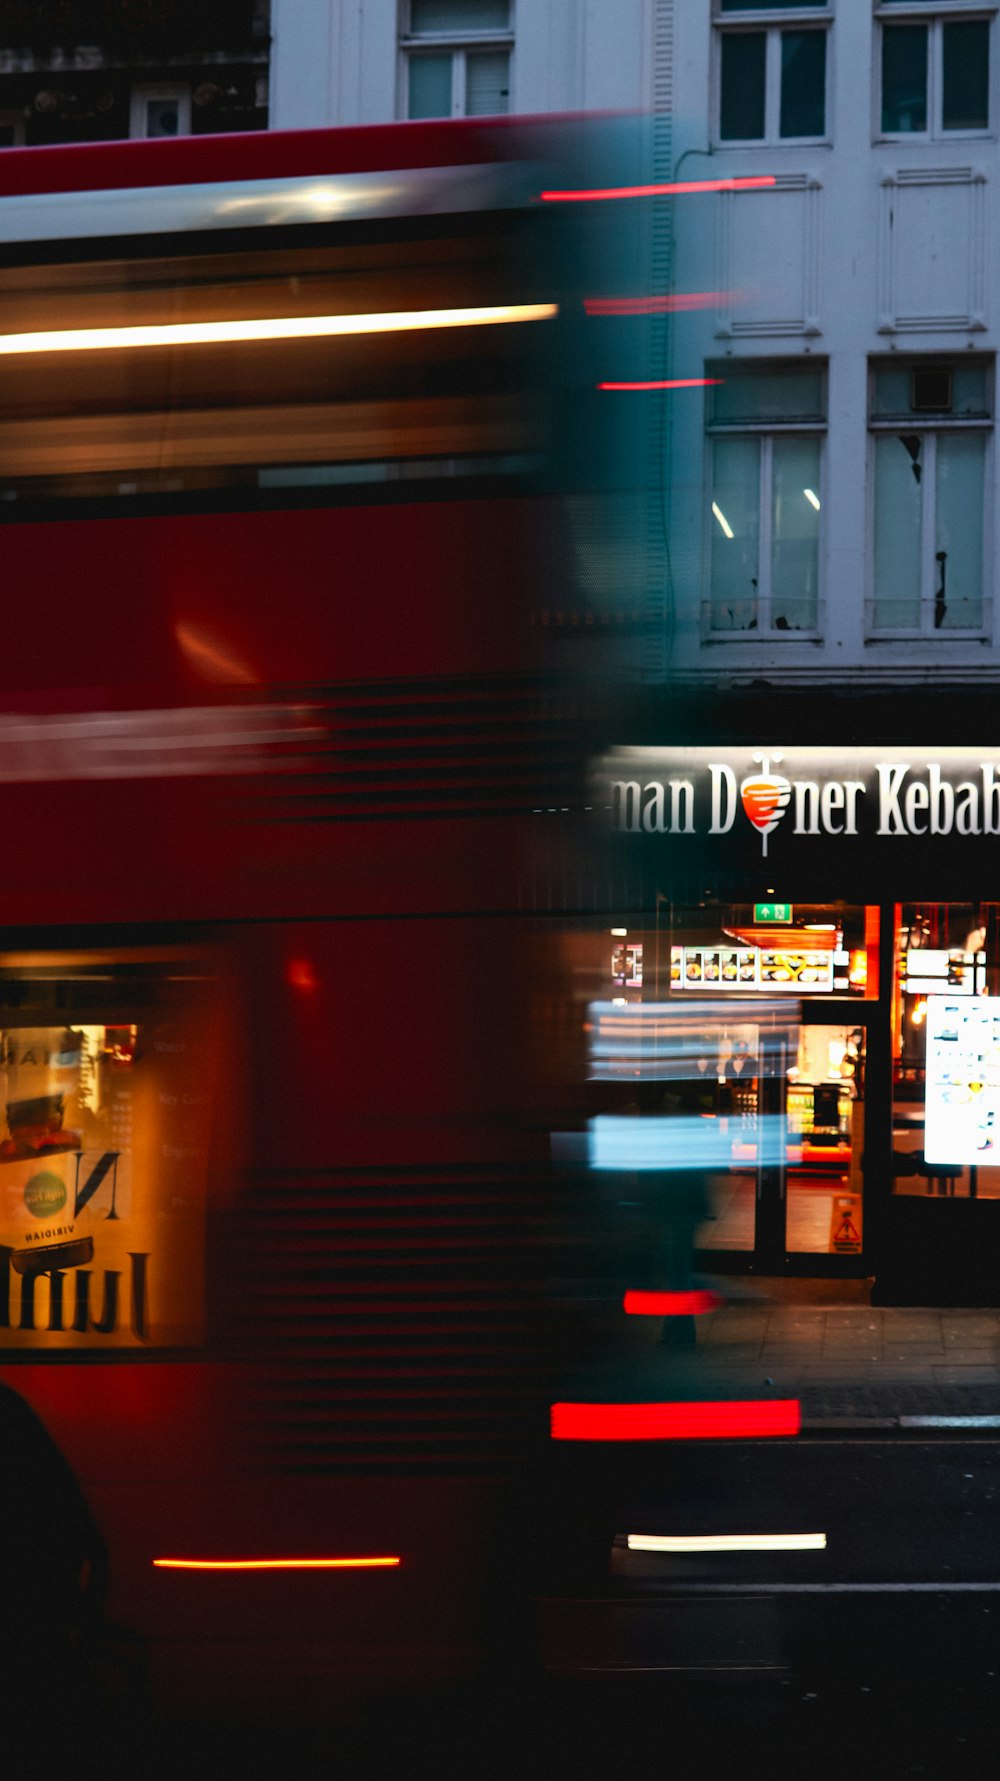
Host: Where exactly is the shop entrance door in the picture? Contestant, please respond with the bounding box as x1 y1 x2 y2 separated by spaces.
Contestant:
694 1005 870 1274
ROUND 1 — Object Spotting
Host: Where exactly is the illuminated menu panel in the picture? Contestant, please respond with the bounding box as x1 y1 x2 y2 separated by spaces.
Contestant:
925 995 1000 1167
671 946 832 993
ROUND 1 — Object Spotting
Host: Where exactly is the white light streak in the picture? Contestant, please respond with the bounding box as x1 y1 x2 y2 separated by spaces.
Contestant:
0 303 558 357
712 501 734 539
627 1532 827 1554
803 488 821 511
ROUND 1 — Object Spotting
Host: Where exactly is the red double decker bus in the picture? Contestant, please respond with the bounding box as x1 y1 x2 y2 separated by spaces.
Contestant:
0 115 604 1736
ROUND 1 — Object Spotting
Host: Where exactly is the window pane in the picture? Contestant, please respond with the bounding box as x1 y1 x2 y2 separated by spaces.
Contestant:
872 362 990 421
771 436 820 630
882 25 928 133
710 437 760 630
411 0 509 29
709 364 825 425
722 0 825 7
873 434 923 628
408 54 453 118
936 433 984 629
943 21 989 131
780 30 826 137
465 49 509 115
720 33 766 140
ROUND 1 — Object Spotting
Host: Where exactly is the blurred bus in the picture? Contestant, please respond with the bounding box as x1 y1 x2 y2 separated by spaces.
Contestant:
0 114 613 1726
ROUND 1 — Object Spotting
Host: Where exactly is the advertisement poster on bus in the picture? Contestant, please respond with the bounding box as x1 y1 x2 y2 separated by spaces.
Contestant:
0 1016 211 1349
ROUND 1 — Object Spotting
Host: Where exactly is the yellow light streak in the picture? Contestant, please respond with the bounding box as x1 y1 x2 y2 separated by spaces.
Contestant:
0 304 557 356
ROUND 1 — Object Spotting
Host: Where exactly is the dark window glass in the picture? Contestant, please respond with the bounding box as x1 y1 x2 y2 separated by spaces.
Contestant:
780 30 826 137
720 32 766 140
943 20 990 131
882 25 928 133
721 0 826 8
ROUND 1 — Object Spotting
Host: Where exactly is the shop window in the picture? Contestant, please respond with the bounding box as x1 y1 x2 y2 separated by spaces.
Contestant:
715 3 830 144
878 5 993 136
401 0 512 120
869 358 991 634
705 360 826 635
892 903 1000 1200
130 85 192 139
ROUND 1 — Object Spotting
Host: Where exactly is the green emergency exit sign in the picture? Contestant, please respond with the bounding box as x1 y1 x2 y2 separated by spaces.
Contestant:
754 902 792 923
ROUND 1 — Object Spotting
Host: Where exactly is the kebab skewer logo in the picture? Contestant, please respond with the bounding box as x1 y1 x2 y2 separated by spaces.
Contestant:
740 754 792 858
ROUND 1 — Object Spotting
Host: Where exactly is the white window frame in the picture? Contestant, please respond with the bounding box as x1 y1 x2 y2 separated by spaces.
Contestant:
399 2 514 121
712 4 833 147
866 361 993 638
704 410 826 640
875 4 997 141
130 85 192 141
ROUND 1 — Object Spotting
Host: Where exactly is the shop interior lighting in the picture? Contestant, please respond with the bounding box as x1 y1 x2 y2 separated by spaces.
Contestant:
0 304 558 357
712 502 735 539
153 1556 401 1571
803 488 821 511
611 927 628 936
627 1532 826 1554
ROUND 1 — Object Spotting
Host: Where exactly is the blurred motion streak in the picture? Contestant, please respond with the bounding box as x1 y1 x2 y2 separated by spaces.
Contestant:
623 1290 724 1316
627 1533 826 1554
175 621 259 685
598 378 723 391
0 706 320 780
0 303 559 356
153 1556 402 1571
540 176 776 201
550 1401 802 1440
584 292 732 314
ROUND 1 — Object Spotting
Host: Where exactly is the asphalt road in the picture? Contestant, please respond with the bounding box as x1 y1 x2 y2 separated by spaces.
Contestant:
138 1435 1000 1778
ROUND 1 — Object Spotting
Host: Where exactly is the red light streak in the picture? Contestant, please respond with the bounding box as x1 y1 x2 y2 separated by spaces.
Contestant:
584 293 730 315
153 1556 401 1571
598 378 723 391
623 1290 724 1316
550 1400 800 1440
541 177 776 202
286 958 318 991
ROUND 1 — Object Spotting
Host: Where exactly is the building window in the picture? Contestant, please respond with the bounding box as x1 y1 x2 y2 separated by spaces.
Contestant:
869 359 991 633
130 86 192 140
705 361 826 634
878 6 993 136
715 2 830 143
401 0 512 120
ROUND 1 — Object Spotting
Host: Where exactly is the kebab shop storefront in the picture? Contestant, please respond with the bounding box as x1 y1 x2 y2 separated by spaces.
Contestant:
592 744 1000 1304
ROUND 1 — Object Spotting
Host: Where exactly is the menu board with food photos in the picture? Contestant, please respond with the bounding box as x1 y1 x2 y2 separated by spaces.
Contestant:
925 995 1000 1167
671 946 832 993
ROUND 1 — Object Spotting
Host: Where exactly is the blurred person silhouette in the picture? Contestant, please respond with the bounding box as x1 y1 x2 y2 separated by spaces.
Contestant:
633 1078 710 1347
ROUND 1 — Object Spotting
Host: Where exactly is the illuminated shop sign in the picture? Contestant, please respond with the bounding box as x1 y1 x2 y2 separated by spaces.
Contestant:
672 945 832 993
0 1003 211 1351
924 995 1000 1168
597 748 1000 860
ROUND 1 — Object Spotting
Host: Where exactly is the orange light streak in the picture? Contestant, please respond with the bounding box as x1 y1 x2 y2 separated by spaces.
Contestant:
540 177 776 202
584 293 730 315
153 1556 401 1571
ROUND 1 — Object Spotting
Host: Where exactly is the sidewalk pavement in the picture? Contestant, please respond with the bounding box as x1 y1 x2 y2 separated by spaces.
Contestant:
561 1278 1000 1428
